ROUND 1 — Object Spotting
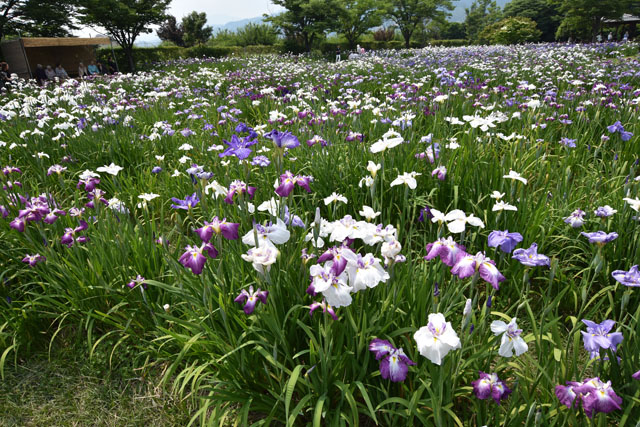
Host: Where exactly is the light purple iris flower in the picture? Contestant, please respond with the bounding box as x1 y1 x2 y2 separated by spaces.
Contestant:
471 372 511 404
487 230 523 253
424 237 466 267
171 193 200 210
594 205 616 217
369 338 415 382
607 121 633 141
195 217 240 242
275 170 313 197
431 166 447 180
581 319 623 359
219 134 258 160
77 177 100 192
265 130 300 149
451 252 506 290
611 265 640 287
560 137 576 147
61 220 89 247
234 286 268 314
224 180 256 204
581 231 618 245
555 381 584 409
574 378 622 418
22 253 46 267
512 243 550 267
309 299 338 320
564 209 585 227
178 243 218 275
127 274 146 289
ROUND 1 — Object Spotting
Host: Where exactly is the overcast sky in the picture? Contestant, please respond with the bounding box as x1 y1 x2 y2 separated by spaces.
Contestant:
76 0 284 45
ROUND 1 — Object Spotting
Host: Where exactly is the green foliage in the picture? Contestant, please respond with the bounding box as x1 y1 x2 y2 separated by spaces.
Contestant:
1 0 77 39
235 23 279 47
181 11 213 47
551 0 630 41
336 0 383 49
440 21 466 40
77 0 171 71
503 0 560 42
479 16 542 45
464 0 503 43
384 0 455 48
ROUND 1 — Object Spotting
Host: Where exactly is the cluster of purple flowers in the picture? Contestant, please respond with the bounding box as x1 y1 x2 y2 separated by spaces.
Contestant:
369 339 416 382
556 378 622 418
471 372 511 404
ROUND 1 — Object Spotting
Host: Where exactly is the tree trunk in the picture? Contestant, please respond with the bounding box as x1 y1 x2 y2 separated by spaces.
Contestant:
403 31 411 48
124 45 135 72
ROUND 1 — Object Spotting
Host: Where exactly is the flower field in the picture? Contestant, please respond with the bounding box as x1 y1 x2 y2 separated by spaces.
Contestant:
2 43 640 425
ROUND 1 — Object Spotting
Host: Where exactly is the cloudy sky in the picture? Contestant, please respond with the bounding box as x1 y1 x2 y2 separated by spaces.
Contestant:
77 0 284 45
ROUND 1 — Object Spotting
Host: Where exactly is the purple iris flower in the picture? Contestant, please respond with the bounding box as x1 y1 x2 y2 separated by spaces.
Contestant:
22 253 46 267
9 217 27 232
0 205 8 218
2 166 21 175
581 319 623 359
275 171 313 197
611 265 640 287
574 378 622 418
178 243 218 275
560 137 577 148
471 372 511 404
152 166 162 174
512 243 550 267
608 121 634 141
180 128 194 137
633 370 640 380
251 155 270 167
451 252 505 290
309 299 337 320
581 231 618 245
594 205 616 217
61 220 89 247
368 338 415 382
555 381 584 409
283 206 305 228
234 286 268 314
487 230 523 253
424 237 466 267
265 130 300 149
317 245 353 276
195 217 240 242
564 209 585 227
224 180 256 204
418 206 432 222
219 134 258 160
431 166 447 180
77 177 100 192
127 274 147 289
171 193 199 210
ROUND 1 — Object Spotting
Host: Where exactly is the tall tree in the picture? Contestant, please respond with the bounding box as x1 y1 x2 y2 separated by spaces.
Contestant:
464 0 502 43
267 0 343 52
78 0 170 71
552 0 629 41
181 11 212 47
503 0 560 42
0 0 77 40
157 15 185 46
385 0 453 49
337 0 382 50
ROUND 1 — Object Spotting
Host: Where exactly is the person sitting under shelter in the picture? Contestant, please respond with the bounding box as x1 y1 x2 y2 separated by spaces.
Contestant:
45 65 56 80
78 62 88 78
35 64 48 86
0 62 11 90
97 62 107 74
87 61 99 75
54 63 69 80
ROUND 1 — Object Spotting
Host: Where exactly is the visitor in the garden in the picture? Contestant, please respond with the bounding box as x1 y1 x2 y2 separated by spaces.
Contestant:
97 62 108 74
87 61 99 75
35 64 47 86
78 62 88 78
54 63 69 80
0 62 11 89
608 32 613 42
336 46 341 62
596 34 602 43
107 59 117 74
44 65 55 80
623 32 629 42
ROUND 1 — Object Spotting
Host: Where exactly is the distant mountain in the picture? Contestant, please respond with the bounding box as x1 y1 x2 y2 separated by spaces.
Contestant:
450 0 510 22
211 16 266 33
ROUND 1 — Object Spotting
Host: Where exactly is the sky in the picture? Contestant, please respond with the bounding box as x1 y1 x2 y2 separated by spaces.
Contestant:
76 0 284 45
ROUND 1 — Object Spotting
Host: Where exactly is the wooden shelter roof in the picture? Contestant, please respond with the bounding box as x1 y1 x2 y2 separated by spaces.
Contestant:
17 37 111 48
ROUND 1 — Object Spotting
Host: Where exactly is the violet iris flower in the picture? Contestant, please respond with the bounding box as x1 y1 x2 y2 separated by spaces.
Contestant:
309 299 338 320
611 265 640 287
451 252 505 290
431 166 447 180
251 156 270 167
265 130 300 149
219 134 258 160
607 121 633 141
581 319 623 359
22 253 46 267
564 209 585 227
369 338 415 382
633 370 640 380
127 274 146 289
224 180 256 204
195 217 240 242
234 286 268 314
512 243 550 267
594 205 616 218
560 137 577 147
471 372 511 404
424 237 466 267
555 381 584 409
573 378 622 418
178 243 218 274
77 177 100 192
487 230 523 253
581 231 618 245
275 170 313 197
171 193 200 210
61 220 89 247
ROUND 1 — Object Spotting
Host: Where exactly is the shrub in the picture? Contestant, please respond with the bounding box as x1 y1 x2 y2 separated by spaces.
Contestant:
479 17 542 45
373 27 396 42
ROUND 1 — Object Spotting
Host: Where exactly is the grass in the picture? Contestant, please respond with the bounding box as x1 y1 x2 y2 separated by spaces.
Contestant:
0 348 194 427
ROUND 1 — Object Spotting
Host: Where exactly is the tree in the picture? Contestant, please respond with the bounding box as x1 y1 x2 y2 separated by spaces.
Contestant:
503 0 560 42
551 0 629 42
0 0 77 40
77 0 170 71
236 23 279 46
385 0 453 48
464 0 502 43
479 16 541 44
337 0 382 50
181 11 212 47
157 15 185 47
267 0 343 52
